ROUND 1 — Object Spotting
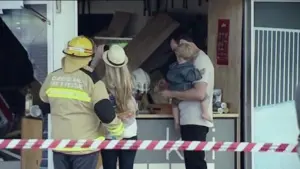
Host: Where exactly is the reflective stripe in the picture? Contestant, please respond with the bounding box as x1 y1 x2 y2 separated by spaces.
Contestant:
67 46 93 54
107 123 124 137
55 124 124 152
54 136 105 152
46 87 91 102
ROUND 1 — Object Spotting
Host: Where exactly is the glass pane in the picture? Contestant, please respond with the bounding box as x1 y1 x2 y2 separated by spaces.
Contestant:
1 4 48 83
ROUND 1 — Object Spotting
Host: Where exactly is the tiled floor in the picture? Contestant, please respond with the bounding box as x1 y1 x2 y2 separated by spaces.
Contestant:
253 102 300 169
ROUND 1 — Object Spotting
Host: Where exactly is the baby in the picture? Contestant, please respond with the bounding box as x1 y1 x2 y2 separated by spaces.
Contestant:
166 43 211 129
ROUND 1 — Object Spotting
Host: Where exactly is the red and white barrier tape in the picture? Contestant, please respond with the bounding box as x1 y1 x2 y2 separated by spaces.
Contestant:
0 139 297 153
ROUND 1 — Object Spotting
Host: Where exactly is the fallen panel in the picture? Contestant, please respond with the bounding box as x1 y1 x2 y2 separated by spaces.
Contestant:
94 11 132 44
125 14 179 71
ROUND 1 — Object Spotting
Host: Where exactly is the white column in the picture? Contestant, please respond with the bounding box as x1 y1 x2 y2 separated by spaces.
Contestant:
47 1 77 169
49 0 78 72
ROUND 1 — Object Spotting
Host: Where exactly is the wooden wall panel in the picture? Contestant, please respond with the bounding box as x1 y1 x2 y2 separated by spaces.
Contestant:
207 0 243 114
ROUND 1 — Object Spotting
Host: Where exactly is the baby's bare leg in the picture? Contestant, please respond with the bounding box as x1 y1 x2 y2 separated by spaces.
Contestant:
172 104 180 130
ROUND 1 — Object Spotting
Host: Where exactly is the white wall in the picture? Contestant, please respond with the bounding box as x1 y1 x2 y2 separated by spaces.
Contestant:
78 0 208 35
50 1 78 71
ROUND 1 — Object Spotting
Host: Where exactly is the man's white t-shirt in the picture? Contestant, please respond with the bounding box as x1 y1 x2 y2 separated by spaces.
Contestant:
178 50 214 128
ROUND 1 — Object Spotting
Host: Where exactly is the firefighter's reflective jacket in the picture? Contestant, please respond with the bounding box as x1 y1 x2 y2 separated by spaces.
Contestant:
39 66 124 154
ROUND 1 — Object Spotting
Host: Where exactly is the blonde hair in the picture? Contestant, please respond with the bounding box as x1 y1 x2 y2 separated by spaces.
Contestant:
103 64 133 113
174 43 197 60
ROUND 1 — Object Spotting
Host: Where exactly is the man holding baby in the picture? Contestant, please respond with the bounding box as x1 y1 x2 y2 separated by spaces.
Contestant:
161 35 215 169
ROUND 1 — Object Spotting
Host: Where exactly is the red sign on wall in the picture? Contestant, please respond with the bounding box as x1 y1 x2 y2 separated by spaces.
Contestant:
216 19 230 65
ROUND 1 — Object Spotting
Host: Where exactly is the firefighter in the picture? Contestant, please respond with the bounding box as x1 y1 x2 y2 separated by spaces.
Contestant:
39 36 124 169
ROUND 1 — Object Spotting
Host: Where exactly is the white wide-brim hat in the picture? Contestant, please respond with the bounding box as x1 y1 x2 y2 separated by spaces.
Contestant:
102 44 128 68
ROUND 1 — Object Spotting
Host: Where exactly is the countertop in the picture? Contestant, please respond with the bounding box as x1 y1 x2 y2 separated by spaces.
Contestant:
136 113 239 119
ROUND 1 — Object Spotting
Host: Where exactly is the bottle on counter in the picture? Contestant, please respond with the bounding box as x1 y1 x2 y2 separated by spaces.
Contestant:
25 88 33 117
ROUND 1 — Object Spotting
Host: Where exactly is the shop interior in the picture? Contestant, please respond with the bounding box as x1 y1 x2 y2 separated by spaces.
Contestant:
0 0 243 169
77 0 209 112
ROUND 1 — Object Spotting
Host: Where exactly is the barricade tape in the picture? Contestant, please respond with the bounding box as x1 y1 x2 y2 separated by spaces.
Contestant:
0 139 297 153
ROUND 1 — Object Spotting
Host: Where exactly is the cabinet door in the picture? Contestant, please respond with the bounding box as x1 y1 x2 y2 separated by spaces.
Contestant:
135 119 236 169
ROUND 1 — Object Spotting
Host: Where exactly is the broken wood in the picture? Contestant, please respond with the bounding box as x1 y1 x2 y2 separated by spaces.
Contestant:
93 11 132 78
125 13 179 71
94 11 132 44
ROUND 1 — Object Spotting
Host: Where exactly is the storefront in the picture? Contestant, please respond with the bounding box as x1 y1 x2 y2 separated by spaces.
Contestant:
52 0 242 169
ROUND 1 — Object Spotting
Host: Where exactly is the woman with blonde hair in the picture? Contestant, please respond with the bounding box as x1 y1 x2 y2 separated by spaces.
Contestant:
100 44 138 169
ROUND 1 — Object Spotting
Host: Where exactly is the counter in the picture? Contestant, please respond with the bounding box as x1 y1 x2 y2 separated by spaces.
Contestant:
133 113 239 169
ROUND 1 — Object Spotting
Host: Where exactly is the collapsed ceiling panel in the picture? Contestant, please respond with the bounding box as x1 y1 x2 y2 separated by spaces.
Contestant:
125 13 179 71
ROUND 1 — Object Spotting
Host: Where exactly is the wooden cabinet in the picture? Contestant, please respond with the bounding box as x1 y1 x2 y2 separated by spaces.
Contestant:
21 118 43 169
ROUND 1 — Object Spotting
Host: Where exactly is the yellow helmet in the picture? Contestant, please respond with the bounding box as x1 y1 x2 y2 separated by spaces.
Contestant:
63 36 94 57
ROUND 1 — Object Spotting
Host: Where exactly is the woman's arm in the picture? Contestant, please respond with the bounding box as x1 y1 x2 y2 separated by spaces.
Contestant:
90 45 105 69
118 96 138 120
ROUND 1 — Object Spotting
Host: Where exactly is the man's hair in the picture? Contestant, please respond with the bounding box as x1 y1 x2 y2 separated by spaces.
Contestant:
174 43 197 60
174 34 193 44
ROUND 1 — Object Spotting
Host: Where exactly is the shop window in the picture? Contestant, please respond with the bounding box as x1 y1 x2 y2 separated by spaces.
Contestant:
253 2 300 107
1 4 48 83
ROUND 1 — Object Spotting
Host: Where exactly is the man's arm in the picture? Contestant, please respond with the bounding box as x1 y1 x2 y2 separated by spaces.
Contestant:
171 82 207 101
